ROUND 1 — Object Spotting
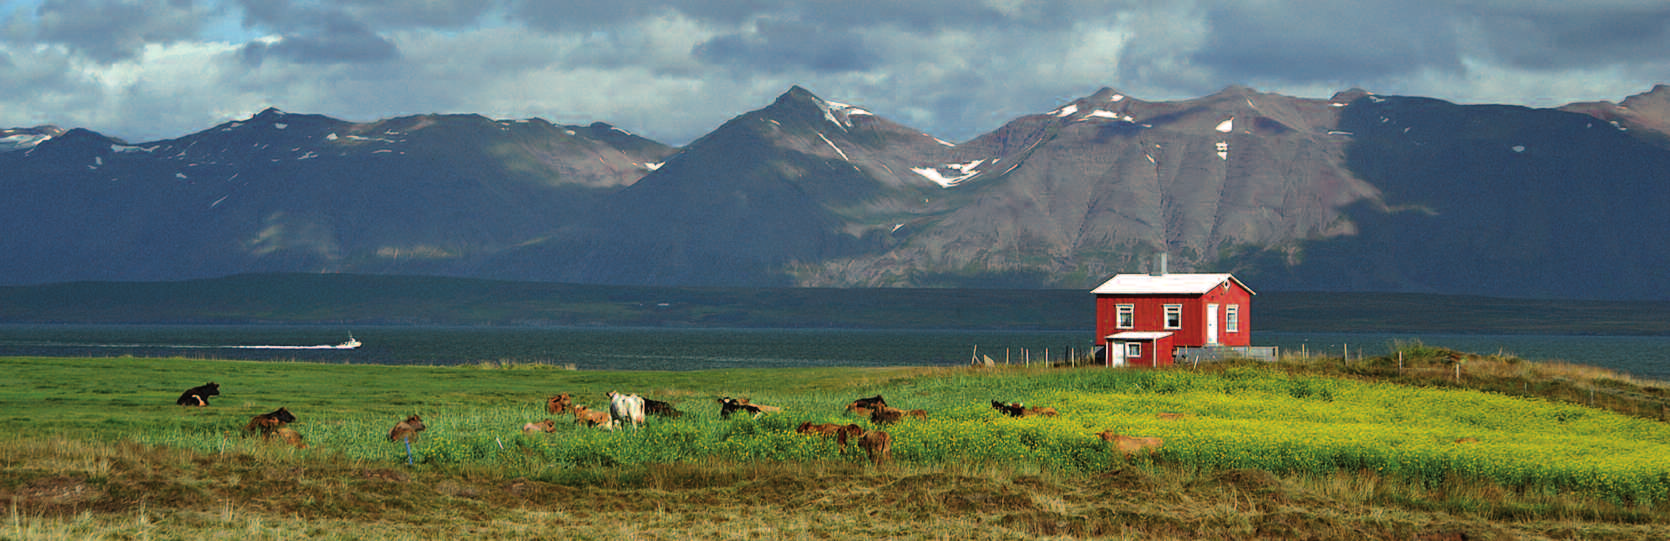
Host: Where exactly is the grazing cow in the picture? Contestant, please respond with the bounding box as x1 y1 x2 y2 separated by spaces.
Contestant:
176 382 221 407
1096 431 1164 460
858 430 893 466
522 419 557 434
546 394 573 415
271 426 308 449
244 407 297 435
1454 437 1479 444
718 397 780 419
607 391 647 431
643 397 683 418
388 415 427 442
906 409 929 420
1024 406 1058 417
813 423 866 452
571 406 613 428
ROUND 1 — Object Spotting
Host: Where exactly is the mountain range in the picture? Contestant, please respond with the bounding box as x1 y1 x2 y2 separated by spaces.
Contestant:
4 84 1669 299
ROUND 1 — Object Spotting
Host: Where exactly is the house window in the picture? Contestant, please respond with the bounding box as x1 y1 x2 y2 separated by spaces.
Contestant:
1164 304 1183 329
1226 304 1240 333
1116 304 1134 329
1125 342 1142 358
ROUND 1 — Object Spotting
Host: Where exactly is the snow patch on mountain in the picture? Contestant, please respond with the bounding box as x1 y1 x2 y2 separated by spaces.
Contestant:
816 133 851 161
1216 118 1234 133
0 133 52 151
911 158 989 188
812 97 872 130
1052 104 1079 117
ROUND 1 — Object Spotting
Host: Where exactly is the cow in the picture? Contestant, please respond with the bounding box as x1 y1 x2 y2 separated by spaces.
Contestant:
858 430 893 466
176 382 221 407
546 394 573 415
1096 431 1164 460
643 397 683 418
718 397 779 419
571 406 613 428
870 405 904 425
388 415 426 442
607 391 646 431
1156 412 1188 421
271 426 308 449
991 400 1056 418
244 407 297 435
522 419 558 434
805 423 866 452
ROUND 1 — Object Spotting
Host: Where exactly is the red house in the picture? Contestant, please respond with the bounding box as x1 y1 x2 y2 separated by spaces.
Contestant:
1091 272 1255 367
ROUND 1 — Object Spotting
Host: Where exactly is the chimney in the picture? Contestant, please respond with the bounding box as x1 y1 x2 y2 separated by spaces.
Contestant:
1151 253 1168 276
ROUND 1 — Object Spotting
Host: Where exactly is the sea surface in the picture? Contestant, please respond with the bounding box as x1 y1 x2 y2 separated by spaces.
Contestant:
1 325 1666 381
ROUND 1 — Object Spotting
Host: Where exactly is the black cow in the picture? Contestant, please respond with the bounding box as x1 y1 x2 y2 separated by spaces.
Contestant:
644 397 684 418
176 382 221 406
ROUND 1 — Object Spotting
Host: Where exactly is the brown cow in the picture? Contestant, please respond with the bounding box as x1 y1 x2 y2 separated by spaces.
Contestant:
718 397 781 419
546 394 573 415
992 401 1056 418
1097 431 1164 460
571 406 613 428
858 430 893 466
388 415 426 442
522 419 557 434
1156 412 1188 421
271 426 308 449
798 421 864 450
845 395 886 414
870 405 904 425
243 407 297 436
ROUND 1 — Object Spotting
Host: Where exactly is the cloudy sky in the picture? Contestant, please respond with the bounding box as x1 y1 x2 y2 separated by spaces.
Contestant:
2 0 1667 145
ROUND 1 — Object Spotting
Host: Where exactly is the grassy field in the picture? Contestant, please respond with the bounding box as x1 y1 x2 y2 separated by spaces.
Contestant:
3 350 1670 539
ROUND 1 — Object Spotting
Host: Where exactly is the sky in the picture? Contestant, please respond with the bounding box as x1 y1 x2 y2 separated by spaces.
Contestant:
2 0 1667 146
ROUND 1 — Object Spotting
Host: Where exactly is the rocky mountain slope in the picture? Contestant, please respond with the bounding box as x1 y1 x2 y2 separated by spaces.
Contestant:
4 86 1669 299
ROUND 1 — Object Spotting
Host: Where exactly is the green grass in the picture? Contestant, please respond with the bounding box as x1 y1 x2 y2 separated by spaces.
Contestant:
3 353 1670 539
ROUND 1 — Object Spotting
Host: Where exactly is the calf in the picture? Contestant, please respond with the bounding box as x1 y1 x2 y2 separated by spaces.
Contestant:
244 407 297 436
571 406 613 428
870 405 904 425
643 397 683 418
718 397 780 419
607 391 647 431
522 419 558 434
546 393 573 415
991 400 1057 418
1096 431 1164 460
271 427 308 449
858 430 893 466
176 382 221 407
388 415 427 442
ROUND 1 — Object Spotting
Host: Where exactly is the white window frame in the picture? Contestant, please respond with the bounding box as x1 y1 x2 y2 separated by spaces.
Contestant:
1163 304 1183 329
1116 304 1135 329
1125 342 1142 358
1226 304 1240 333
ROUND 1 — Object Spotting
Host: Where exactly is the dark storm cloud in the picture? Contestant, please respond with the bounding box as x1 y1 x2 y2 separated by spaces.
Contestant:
1184 2 1462 84
1470 4 1670 69
3 0 206 63
234 0 398 65
693 18 875 73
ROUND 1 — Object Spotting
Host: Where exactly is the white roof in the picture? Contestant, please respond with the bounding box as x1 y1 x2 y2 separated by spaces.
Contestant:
1106 331 1173 340
1090 273 1255 295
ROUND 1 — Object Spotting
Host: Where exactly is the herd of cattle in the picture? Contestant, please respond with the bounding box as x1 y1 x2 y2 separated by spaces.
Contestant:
177 381 1167 465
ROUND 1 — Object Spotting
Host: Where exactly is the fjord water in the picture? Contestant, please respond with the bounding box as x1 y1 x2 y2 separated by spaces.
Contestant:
1 325 1666 381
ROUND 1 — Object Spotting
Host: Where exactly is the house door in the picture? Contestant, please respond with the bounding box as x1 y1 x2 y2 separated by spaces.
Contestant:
1206 304 1220 345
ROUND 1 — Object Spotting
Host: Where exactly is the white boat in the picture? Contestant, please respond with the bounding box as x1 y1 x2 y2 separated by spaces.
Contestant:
337 333 362 349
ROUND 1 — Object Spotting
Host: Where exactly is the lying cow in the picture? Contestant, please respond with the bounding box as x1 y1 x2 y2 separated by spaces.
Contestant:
607 391 646 431
546 393 573 415
571 406 613 428
271 426 308 449
176 382 221 407
388 415 426 442
522 419 557 434
869 405 926 425
991 400 1058 418
643 397 683 418
1096 431 1164 460
718 397 780 419
244 407 297 436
